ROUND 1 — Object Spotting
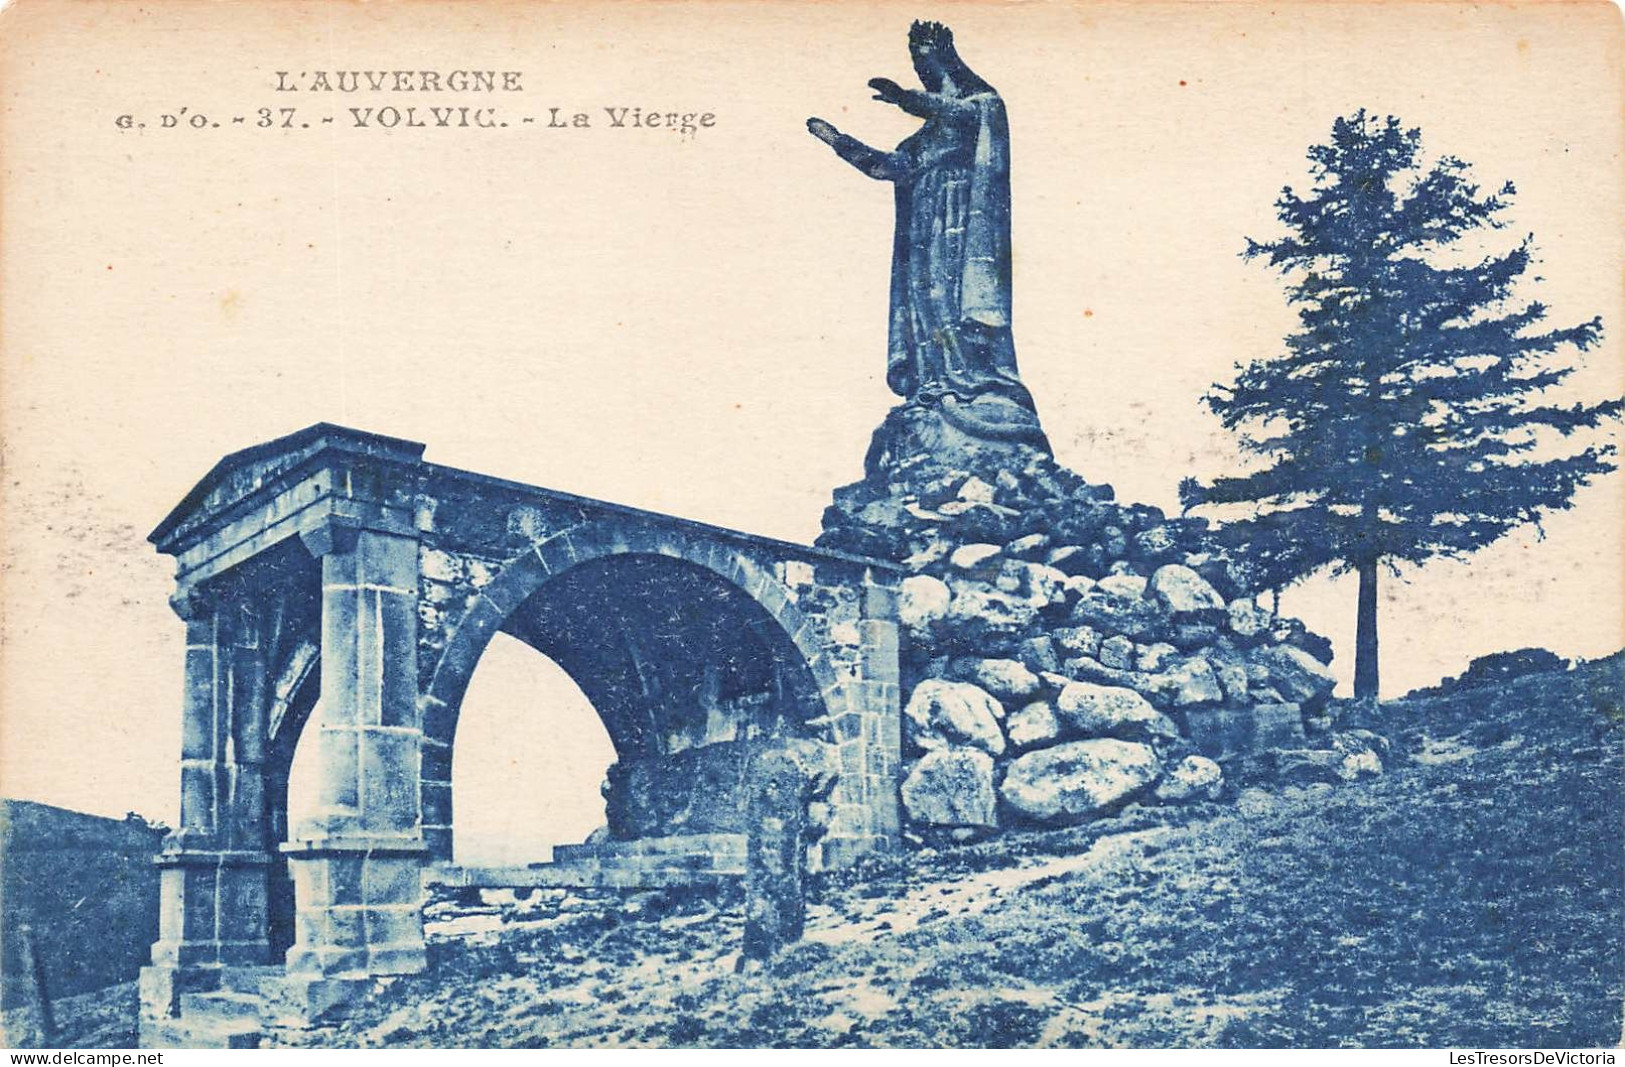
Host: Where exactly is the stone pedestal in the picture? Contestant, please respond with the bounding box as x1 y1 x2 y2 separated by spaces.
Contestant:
862 400 1049 484
281 838 427 980
259 973 377 1028
140 850 270 1017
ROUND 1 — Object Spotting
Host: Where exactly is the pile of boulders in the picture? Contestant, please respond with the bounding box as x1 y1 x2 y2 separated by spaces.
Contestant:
819 421 1385 841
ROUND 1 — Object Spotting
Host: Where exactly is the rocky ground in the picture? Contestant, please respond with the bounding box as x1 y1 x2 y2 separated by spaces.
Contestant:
30 654 1620 1049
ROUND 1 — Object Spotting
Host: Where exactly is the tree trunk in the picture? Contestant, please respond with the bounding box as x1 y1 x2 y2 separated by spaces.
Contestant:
1354 558 1380 706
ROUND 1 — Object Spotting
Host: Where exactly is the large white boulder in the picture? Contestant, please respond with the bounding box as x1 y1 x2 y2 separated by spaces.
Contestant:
1052 625 1103 659
1136 642 1179 673
946 584 1041 646
1099 635 1137 670
1226 596 1270 640
904 679 1007 756
900 747 998 828
1148 564 1226 614
949 543 1003 573
1164 656 1224 707
1257 644 1336 704
956 476 997 505
1056 681 1180 742
898 575 951 631
1005 532 1052 560
999 739 1162 823
1006 700 1063 749
954 658 1042 703
1017 562 1069 606
1097 573 1149 600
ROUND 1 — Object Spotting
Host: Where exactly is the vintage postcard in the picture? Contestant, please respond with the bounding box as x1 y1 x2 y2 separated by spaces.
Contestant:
0 0 1621 1051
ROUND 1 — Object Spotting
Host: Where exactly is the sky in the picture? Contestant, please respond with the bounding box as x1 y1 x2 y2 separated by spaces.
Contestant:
1 0 1620 859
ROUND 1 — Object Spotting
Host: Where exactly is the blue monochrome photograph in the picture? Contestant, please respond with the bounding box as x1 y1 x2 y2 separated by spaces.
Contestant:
0 0 1620 1051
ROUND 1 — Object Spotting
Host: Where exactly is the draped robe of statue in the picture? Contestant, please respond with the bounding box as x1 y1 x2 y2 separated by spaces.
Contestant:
885 89 1044 445
810 22 1051 462
809 27 1051 460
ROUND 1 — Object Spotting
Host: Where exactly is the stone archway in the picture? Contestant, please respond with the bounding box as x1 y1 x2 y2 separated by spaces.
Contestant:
141 424 903 1023
418 522 847 864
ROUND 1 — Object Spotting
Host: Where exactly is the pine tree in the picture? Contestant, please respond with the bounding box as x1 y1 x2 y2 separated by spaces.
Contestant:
1182 111 1620 703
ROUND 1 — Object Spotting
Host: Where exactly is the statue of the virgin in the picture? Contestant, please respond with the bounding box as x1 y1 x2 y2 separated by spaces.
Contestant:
808 20 1049 454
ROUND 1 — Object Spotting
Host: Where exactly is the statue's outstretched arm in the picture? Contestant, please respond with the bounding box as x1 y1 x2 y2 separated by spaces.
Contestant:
807 118 902 181
868 78 975 119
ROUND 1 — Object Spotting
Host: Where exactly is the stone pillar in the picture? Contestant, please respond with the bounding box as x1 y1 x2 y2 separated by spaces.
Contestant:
280 523 426 1001
141 588 271 1017
820 574 903 867
738 747 812 970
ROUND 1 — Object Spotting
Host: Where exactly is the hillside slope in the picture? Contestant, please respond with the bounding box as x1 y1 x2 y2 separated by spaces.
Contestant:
31 654 1624 1048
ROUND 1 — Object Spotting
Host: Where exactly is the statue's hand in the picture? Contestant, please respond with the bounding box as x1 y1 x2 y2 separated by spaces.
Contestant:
868 78 909 107
806 117 842 145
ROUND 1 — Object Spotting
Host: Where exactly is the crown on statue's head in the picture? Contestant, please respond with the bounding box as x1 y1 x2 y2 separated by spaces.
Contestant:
909 20 954 53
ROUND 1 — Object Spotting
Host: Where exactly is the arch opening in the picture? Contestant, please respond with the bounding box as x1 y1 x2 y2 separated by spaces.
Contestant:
431 549 832 860
270 683 320 964
450 634 616 865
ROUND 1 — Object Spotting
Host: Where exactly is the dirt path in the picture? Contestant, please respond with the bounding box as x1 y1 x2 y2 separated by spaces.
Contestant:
808 827 1175 943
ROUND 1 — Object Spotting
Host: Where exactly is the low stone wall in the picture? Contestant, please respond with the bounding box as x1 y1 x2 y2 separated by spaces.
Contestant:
605 740 754 838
